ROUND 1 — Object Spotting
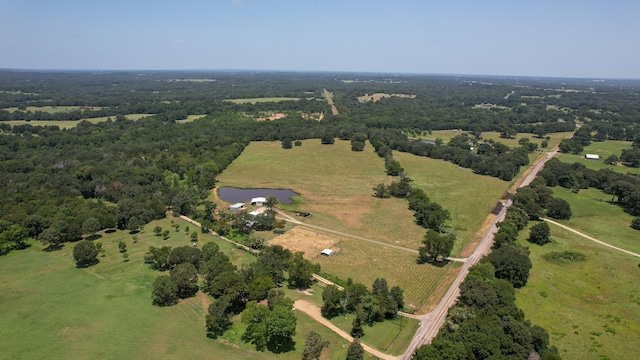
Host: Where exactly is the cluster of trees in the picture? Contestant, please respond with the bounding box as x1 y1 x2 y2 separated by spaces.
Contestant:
145 241 318 353
539 159 640 228
413 260 560 359
321 278 404 338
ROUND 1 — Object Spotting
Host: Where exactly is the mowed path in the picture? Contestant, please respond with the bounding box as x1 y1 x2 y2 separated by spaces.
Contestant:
542 217 640 258
293 300 397 360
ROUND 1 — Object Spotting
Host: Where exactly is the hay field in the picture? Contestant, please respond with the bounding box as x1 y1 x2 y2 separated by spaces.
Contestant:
558 140 640 175
393 151 510 255
357 93 416 103
417 130 572 149
224 97 300 104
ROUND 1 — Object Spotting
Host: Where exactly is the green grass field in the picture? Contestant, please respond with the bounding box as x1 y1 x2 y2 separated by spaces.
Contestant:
2 114 151 129
515 223 640 360
0 217 355 359
394 151 511 255
217 140 461 312
549 187 640 254
558 140 640 175
417 130 572 150
224 97 300 104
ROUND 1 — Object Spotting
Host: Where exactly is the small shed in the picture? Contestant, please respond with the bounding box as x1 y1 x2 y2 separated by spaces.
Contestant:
248 211 261 217
320 249 333 256
585 154 600 160
229 203 246 212
251 197 267 206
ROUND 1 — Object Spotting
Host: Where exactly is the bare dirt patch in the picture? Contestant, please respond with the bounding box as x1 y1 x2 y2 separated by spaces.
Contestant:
269 227 340 259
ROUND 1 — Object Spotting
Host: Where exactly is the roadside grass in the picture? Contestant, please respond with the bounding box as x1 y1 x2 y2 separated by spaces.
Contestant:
515 224 640 360
558 140 640 175
224 97 300 104
549 187 640 254
394 151 509 255
314 239 461 313
2 114 151 129
328 313 420 356
0 216 355 359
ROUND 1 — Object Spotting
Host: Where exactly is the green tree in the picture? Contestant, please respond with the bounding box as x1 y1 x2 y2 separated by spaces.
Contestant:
281 138 292 149
190 231 198 242
170 263 199 298
350 314 364 338
162 229 170 239
346 338 364 360
528 222 551 245
153 226 162 236
127 216 139 232
488 246 532 288
247 276 276 301
152 275 178 306
265 195 279 211
546 198 572 220
122 252 129 262
72 240 98 267
418 230 455 263
242 301 271 351
82 217 101 237
118 240 127 253
206 295 232 338
631 217 640 230
287 252 319 289
38 227 64 250
302 331 329 360
266 304 297 352
320 134 334 144
372 183 389 198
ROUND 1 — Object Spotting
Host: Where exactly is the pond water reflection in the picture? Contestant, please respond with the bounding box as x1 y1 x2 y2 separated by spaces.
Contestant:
218 187 298 205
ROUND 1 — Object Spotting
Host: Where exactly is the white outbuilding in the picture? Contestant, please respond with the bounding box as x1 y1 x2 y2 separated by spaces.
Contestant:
251 197 267 206
320 249 333 256
585 154 600 160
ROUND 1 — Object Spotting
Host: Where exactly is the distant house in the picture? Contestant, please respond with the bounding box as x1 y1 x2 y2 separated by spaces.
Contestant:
229 203 246 212
251 197 267 206
585 154 600 160
320 249 333 256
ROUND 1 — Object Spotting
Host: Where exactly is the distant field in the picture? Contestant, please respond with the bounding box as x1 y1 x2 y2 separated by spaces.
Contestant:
558 140 640 175
515 223 640 360
176 114 207 123
417 130 572 150
0 216 355 359
2 105 100 113
394 151 510 255
217 140 460 312
548 187 640 254
224 97 300 104
2 114 151 129
357 93 416 103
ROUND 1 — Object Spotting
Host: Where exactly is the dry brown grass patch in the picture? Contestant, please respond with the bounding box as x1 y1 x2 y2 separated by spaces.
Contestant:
269 227 340 259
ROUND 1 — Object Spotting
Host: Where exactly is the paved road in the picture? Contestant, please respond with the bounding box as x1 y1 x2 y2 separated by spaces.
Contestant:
400 149 560 360
542 217 640 258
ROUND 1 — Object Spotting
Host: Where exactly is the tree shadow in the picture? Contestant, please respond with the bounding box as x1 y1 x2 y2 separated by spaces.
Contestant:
266 336 295 354
42 244 63 252
128 230 140 235
85 234 103 241
75 258 100 268
105 229 117 234
431 259 452 268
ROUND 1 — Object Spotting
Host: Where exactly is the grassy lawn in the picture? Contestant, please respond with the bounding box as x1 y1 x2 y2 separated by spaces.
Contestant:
0 216 352 359
394 151 510 255
418 130 572 150
327 313 420 356
549 187 640 254
515 223 640 360
3 114 151 129
224 97 300 104
558 140 640 175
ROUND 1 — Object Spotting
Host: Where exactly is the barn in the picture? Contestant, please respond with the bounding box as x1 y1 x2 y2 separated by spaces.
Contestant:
251 197 267 206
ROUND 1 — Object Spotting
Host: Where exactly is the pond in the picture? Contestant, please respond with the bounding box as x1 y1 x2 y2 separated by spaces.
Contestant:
217 187 298 205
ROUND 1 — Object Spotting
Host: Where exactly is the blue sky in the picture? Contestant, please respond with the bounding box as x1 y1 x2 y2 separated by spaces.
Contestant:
1 0 638 78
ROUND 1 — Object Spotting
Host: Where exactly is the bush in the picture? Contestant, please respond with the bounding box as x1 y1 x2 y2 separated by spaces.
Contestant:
631 217 640 230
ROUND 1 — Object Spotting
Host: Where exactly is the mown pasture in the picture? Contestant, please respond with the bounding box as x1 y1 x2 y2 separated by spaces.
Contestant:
515 223 640 360
0 217 354 359
216 140 461 312
393 151 510 255
558 140 640 175
417 130 572 150
550 187 640 254
2 114 151 129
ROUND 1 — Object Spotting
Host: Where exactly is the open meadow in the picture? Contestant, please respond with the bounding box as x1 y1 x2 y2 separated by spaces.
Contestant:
224 97 300 104
2 114 151 129
515 223 640 360
2 105 101 113
558 140 640 175
216 140 462 312
550 187 640 254
416 130 572 150
0 216 357 360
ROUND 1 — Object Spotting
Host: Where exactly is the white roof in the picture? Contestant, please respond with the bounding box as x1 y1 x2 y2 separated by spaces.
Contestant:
251 197 267 203
248 211 261 216
585 154 599 159
230 202 245 209
321 249 333 256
